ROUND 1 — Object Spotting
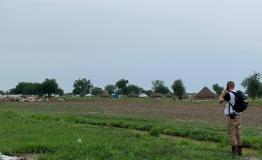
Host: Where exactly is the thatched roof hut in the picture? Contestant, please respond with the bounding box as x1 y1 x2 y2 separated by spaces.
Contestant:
100 91 110 98
194 87 216 99
128 92 139 98
150 92 163 98
164 93 173 98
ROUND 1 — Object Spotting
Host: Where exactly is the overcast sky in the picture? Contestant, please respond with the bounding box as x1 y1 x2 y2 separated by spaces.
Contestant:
1 0 262 93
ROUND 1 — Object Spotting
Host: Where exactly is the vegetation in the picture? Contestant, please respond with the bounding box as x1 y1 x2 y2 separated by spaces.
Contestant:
73 78 93 97
0 111 244 160
212 83 223 96
105 84 116 95
3 72 262 100
152 80 170 95
91 87 103 96
115 79 129 96
126 84 141 95
0 101 261 159
242 72 262 101
8 79 63 97
172 79 186 100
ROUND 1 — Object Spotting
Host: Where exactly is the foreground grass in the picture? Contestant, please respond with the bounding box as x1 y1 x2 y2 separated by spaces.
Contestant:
0 101 261 159
0 111 261 159
0 112 231 160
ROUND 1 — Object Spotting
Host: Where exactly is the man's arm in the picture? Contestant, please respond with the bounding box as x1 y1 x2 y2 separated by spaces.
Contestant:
218 90 228 104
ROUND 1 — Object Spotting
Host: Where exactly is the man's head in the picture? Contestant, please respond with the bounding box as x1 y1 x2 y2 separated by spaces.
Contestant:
227 81 235 91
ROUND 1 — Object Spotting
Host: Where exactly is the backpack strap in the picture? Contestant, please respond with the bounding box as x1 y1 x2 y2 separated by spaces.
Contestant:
228 91 237 118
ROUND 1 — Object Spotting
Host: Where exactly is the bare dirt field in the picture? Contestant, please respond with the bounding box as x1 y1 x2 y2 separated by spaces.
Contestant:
1 99 261 127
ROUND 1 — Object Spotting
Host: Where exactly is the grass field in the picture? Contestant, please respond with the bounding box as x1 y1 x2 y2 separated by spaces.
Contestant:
0 98 261 160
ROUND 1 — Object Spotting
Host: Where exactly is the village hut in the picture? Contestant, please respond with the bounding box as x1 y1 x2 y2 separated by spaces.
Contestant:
100 91 111 98
194 87 216 99
164 93 173 98
150 92 163 98
128 92 139 98
138 93 148 98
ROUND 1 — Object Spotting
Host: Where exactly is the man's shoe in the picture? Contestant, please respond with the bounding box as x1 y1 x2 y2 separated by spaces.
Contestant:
237 146 243 156
231 146 237 156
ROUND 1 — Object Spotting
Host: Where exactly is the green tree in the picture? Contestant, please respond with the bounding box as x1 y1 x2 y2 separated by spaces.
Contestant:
242 72 261 101
126 85 141 95
212 83 223 95
9 80 62 97
152 80 170 95
35 83 44 96
171 79 186 100
9 88 17 95
259 84 262 97
73 78 93 97
42 79 59 97
105 85 116 95
116 79 129 96
91 87 103 96
10 82 33 95
0 90 4 95
57 88 64 96
144 90 152 96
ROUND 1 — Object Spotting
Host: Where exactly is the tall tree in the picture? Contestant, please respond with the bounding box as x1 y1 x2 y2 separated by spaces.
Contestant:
0 90 4 95
35 83 44 96
73 78 93 97
126 85 141 95
172 79 186 100
152 80 170 95
242 72 261 101
144 90 152 96
91 87 103 96
212 83 223 95
116 79 129 96
105 84 116 95
42 79 59 97
57 88 64 96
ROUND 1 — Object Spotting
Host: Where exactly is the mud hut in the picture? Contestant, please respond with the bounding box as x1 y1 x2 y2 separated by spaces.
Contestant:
128 92 139 98
100 91 110 98
164 93 173 98
150 92 163 98
194 87 216 99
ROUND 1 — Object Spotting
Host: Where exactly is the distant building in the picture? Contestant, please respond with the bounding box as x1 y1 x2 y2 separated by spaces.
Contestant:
194 87 216 99
150 92 163 98
100 91 110 98
139 93 148 98
128 92 139 98
111 93 120 99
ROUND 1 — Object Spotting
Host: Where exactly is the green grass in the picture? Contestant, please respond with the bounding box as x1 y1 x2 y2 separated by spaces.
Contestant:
0 101 261 159
0 111 261 159
0 112 251 160
27 112 262 150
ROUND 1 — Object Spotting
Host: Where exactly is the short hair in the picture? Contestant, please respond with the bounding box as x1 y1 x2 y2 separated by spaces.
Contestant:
227 81 235 88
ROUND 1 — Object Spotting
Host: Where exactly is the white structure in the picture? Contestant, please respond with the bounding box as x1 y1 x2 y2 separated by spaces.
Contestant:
139 94 148 98
85 94 94 97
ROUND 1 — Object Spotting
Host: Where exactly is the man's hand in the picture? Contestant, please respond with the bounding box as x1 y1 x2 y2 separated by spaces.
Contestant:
221 89 228 96
218 89 228 104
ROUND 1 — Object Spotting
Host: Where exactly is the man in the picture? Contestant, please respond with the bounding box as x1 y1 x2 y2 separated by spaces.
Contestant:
219 81 242 156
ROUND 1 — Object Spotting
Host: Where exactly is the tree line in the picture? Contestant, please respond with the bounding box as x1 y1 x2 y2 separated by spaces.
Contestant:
1 72 262 100
7 79 63 97
211 72 262 101
72 78 186 99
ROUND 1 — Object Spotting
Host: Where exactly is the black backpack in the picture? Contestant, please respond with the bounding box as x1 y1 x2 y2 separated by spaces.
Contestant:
231 91 248 112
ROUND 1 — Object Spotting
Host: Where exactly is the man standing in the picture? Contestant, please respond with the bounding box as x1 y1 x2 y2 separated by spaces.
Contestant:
219 81 242 156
